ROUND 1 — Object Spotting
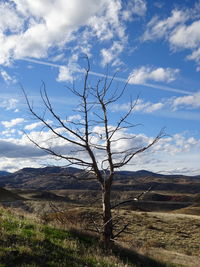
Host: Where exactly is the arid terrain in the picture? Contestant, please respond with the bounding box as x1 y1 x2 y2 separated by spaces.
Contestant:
0 167 199 266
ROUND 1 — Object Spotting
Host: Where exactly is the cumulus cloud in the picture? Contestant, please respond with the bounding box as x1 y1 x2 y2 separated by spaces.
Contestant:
0 126 199 175
158 134 200 156
142 4 200 69
128 66 179 84
57 63 81 83
87 0 124 41
101 41 124 66
178 23 200 69
172 91 200 109
1 118 25 128
0 0 145 67
142 10 187 41
0 1 92 63
0 2 22 32
140 133 200 175
169 20 200 50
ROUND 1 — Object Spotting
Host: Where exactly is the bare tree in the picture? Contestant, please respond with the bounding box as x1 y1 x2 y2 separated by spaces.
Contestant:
23 59 164 247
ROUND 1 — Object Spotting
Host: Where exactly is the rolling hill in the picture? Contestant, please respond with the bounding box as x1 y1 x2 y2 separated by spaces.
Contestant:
0 187 23 201
0 167 199 193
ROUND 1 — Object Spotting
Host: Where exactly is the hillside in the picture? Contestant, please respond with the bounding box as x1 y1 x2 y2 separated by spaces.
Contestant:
0 207 175 267
0 167 200 192
0 187 23 202
0 171 10 176
0 206 199 267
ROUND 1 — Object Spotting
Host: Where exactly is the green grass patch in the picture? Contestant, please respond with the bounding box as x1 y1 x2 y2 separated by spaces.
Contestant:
0 207 182 266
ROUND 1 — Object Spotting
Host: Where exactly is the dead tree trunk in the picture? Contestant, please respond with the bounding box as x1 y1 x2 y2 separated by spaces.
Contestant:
102 183 113 245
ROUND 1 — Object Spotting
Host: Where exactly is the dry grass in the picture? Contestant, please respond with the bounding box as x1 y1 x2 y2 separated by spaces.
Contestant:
2 190 200 267
1 206 179 267
33 203 200 267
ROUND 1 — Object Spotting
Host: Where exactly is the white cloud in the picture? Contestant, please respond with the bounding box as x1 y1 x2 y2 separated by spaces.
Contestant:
169 20 200 48
1 118 25 128
101 41 124 66
57 62 81 83
142 4 200 69
145 102 164 113
123 0 147 20
0 125 199 175
0 69 12 83
169 20 200 50
130 0 147 16
0 0 150 71
87 0 124 41
90 127 200 175
133 99 164 113
110 95 200 120
187 47 200 66
0 157 42 172
0 69 16 84
142 10 187 41
172 91 200 109
129 66 179 84
173 20 200 71
0 0 141 67
140 133 200 175
67 114 82 121
24 120 53 131
24 122 44 131
110 99 164 113
0 1 23 33
1 129 16 138
57 66 74 83
0 98 19 111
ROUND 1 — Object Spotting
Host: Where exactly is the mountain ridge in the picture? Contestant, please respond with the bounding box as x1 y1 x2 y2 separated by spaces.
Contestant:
0 166 199 192
0 167 199 215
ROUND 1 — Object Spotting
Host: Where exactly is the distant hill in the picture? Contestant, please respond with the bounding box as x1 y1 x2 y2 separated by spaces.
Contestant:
0 171 11 176
0 167 199 193
0 187 23 201
32 191 69 201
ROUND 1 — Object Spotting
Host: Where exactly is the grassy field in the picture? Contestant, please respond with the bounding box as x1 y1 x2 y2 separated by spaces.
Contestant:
42 205 200 266
1 188 200 267
0 206 182 267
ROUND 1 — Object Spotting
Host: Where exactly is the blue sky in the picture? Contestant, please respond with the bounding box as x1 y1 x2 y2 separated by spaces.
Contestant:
0 0 200 175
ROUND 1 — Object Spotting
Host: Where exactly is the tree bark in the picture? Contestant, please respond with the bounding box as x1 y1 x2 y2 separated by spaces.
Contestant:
102 183 113 247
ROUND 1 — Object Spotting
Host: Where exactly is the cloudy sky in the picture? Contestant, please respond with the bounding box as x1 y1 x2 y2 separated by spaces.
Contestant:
0 0 200 175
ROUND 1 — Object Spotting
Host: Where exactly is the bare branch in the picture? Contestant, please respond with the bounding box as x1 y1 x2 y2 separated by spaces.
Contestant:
113 223 130 239
111 185 153 210
22 86 86 149
113 128 165 169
